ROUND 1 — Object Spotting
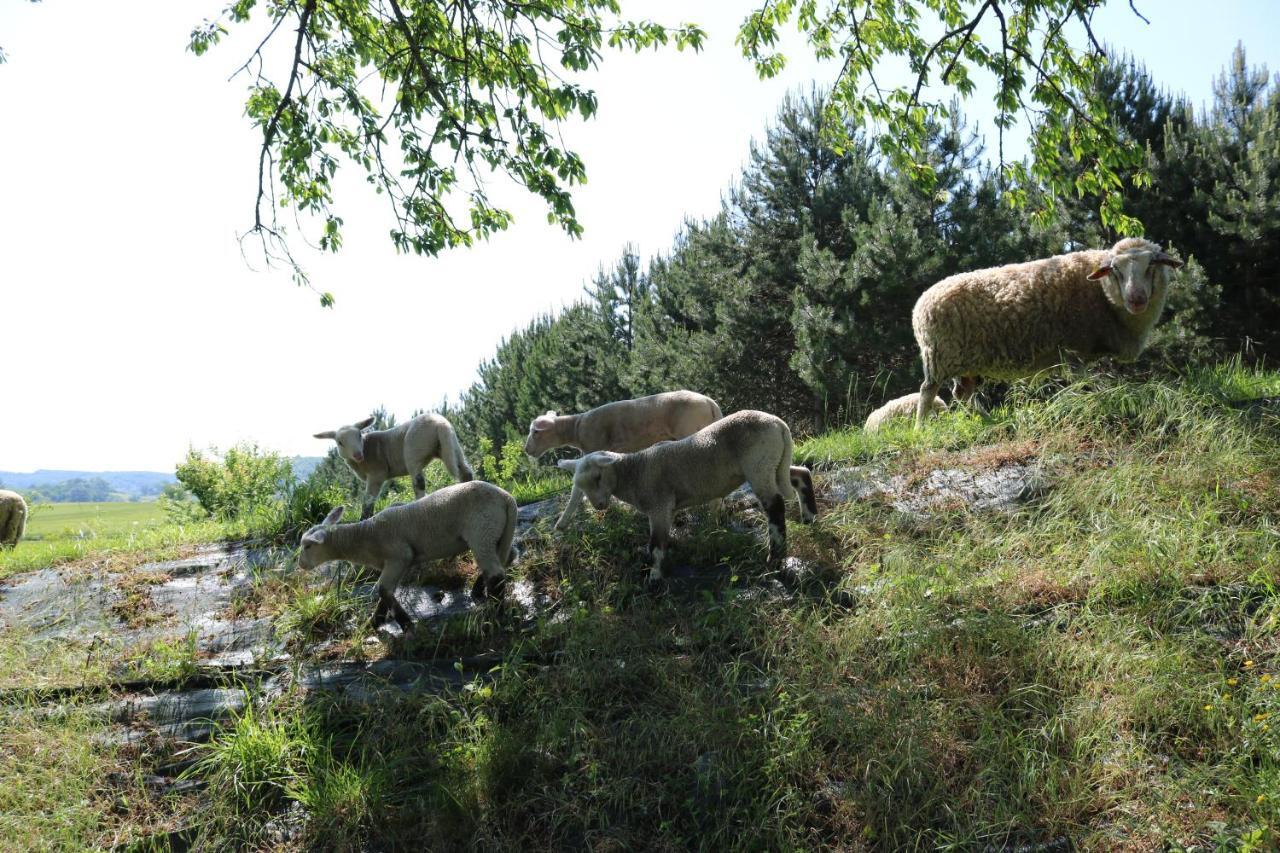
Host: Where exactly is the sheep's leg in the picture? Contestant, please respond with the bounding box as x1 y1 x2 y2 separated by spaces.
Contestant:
372 559 414 632
763 493 787 564
411 469 427 500
361 476 386 520
646 510 673 584
554 483 586 531
471 544 509 603
916 380 942 428
789 466 818 523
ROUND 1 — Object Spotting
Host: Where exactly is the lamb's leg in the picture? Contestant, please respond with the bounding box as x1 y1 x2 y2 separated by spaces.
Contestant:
372 559 413 631
554 483 586 531
361 476 386 520
763 493 787 564
438 428 474 483
916 379 942 428
471 543 509 603
646 509 673 584
411 469 427 500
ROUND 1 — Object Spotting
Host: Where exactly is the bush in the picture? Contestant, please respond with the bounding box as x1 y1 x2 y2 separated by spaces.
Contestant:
175 443 293 522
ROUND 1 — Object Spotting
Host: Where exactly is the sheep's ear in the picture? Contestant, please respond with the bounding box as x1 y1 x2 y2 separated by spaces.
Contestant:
304 529 326 545
354 417 376 430
1153 251 1183 269
1087 263 1112 281
532 414 557 431
595 454 620 467
556 459 579 473
313 430 337 440
322 506 345 526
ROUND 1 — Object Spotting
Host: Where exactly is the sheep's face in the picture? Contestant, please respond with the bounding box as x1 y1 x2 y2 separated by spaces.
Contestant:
1088 246 1183 315
560 452 620 509
314 417 376 465
524 411 559 457
297 507 345 570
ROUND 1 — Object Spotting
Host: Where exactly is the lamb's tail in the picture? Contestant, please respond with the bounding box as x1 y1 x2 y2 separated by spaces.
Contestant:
443 422 474 482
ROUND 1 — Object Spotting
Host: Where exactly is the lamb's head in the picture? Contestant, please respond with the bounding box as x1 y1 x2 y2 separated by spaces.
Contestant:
297 506 346 570
525 411 559 457
557 451 622 509
313 416 376 464
1088 238 1183 316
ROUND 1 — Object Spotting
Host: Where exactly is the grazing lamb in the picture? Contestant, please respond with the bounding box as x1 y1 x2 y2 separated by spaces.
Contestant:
865 393 948 432
0 490 27 548
555 410 817 582
296 481 519 631
314 413 474 519
912 237 1184 426
524 390 723 458
526 390 723 530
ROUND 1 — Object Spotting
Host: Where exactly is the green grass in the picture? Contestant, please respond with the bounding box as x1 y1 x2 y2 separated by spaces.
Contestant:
23 501 165 540
6 360 1280 849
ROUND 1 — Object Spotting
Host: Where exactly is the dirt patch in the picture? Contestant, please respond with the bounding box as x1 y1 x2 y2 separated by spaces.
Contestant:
110 571 174 629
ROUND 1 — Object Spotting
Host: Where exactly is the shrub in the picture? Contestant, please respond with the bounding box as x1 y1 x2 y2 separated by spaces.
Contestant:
175 443 293 521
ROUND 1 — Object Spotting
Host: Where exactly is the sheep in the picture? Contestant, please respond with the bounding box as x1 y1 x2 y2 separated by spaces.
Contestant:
555 410 817 582
296 480 519 631
314 413 474 519
0 490 27 548
524 390 723 458
525 390 723 529
912 237 1184 426
865 393 948 432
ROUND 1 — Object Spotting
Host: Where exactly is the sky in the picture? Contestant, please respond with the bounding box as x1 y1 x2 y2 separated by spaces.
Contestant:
1 0 1276 473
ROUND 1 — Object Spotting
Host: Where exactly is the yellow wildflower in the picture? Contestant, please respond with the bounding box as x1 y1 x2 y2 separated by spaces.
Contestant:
1259 794 1268 804
1224 693 1232 701
1228 678 1239 686
1262 674 1272 683
1244 660 1255 669
1204 704 1214 711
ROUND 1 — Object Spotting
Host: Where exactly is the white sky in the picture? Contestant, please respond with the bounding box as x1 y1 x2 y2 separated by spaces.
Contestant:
1 0 1276 472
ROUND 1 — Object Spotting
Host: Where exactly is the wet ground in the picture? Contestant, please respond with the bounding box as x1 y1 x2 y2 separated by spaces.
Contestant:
0 456 1047 748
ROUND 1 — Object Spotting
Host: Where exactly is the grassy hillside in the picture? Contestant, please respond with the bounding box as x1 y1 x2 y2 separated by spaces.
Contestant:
3 362 1280 850
24 501 166 540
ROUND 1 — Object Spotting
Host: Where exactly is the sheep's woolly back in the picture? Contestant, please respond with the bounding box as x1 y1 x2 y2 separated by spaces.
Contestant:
526 390 723 456
865 393 948 432
913 238 1174 384
0 489 28 547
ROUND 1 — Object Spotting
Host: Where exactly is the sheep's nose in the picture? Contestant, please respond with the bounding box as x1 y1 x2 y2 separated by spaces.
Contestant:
352 453 364 462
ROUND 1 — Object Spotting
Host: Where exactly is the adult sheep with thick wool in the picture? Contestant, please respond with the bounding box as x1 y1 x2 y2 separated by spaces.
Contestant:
0 489 27 548
912 237 1183 426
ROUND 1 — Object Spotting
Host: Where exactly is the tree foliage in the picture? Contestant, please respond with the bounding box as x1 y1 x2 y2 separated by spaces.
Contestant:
454 46 1278 452
190 0 704 302
737 0 1152 233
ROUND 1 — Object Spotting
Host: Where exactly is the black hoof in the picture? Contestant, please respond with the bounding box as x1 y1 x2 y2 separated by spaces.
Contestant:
471 573 489 601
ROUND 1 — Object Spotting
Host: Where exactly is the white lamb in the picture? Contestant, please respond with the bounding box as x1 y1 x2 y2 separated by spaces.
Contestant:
0 489 27 548
865 393 948 432
297 481 518 631
314 413 474 519
556 410 817 581
523 390 723 457
526 390 723 529
912 237 1184 425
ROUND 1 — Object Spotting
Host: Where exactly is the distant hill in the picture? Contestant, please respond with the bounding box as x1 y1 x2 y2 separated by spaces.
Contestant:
290 457 325 480
0 470 175 500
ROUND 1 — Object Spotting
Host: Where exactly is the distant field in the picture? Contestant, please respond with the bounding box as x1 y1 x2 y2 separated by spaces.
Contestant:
24 501 166 541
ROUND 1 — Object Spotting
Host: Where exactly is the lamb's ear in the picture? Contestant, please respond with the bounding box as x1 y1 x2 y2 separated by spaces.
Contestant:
532 414 557 431
322 506 346 526
1087 262 1113 281
313 430 337 440
596 455 621 467
1153 251 1183 269
556 459 579 473
354 417 376 430
303 529 326 545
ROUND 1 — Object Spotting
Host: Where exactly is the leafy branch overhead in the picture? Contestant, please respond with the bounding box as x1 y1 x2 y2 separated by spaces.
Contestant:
737 0 1151 233
190 0 705 302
